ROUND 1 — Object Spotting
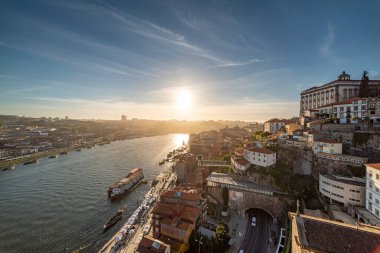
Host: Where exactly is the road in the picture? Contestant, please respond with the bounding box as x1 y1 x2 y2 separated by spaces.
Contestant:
241 209 272 253
99 172 176 253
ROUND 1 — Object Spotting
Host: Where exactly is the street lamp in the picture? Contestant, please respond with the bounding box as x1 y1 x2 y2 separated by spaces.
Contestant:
195 236 203 253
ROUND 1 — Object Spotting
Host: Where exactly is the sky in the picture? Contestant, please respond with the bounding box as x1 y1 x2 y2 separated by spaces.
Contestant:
1 0 380 122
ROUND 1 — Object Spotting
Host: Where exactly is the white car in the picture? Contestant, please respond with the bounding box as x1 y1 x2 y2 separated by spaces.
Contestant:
251 217 256 226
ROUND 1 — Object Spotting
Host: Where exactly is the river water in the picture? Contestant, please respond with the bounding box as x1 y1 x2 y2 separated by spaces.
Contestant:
0 134 188 253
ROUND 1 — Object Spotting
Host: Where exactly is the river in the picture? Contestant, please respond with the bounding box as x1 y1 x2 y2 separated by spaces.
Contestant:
0 134 189 253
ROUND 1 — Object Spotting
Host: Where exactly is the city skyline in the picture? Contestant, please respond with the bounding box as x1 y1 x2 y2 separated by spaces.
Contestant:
1 0 380 121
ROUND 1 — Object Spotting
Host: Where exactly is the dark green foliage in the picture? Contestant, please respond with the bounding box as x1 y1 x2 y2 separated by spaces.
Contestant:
189 224 230 253
222 187 229 207
353 132 372 147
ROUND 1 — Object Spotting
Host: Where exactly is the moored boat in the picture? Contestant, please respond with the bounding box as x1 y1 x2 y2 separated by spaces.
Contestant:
107 168 144 200
48 154 58 159
24 159 38 165
103 209 123 231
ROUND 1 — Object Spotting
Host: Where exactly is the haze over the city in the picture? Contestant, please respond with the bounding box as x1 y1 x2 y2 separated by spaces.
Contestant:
1 0 379 121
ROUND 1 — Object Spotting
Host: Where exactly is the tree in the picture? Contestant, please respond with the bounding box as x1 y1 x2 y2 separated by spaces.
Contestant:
222 187 229 210
215 223 230 251
359 70 370 97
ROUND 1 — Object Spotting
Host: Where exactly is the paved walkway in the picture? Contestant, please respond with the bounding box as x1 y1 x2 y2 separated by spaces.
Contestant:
226 215 248 253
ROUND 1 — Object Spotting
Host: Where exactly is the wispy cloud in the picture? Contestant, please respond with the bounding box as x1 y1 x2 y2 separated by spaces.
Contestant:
320 24 334 56
209 59 265 68
51 0 259 68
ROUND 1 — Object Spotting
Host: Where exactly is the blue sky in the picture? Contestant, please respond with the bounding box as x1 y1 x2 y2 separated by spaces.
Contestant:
1 0 379 121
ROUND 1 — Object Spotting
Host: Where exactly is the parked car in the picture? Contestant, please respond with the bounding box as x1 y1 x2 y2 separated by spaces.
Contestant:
251 217 256 226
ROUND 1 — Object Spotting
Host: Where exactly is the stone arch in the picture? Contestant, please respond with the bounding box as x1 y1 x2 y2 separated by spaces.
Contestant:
244 207 275 218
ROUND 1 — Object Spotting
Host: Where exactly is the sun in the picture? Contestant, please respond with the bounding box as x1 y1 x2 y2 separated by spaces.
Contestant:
176 89 192 111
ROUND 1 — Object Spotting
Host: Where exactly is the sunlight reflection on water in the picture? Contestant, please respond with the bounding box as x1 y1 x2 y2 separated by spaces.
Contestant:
173 133 189 148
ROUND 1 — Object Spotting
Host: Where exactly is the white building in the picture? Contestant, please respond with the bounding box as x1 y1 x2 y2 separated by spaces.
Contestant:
318 97 368 124
313 139 342 154
366 163 380 219
263 118 287 133
319 174 365 207
231 155 251 173
243 147 276 168
300 71 380 115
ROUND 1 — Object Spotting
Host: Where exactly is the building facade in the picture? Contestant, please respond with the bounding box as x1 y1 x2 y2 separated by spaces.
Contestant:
243 147 276 167
366 163 380 220
318 97 369 123
263 118 287 133
300 71 380 115
312 140 342 154
319 174 365 207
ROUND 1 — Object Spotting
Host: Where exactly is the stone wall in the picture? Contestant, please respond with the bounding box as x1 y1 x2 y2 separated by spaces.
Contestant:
276 147 313 175
207 186 290 219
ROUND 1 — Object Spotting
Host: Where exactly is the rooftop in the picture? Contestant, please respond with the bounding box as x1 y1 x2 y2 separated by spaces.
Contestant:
138 235 170 253
207 172 281 194
244 146 276 154
320 174 365 187
367 163 380 171
160 189 200 202
290 212 380 253
317 139 341 144
264 118 288 123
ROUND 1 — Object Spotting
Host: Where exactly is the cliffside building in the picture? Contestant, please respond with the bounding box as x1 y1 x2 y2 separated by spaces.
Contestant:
300 71 380 115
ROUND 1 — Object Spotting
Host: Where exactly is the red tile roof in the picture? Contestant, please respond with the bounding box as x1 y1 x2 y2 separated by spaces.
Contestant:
264 118 288 123
367 163 380 171
245 147 276 154
160 190 199 202
234 157 250 166
317 97 368 108
292 213 380 253
139 235 170 253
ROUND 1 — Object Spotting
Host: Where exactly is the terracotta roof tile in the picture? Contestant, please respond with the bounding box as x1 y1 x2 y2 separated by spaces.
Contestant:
244 147 276 154
367 163 380 171
300 215 380 253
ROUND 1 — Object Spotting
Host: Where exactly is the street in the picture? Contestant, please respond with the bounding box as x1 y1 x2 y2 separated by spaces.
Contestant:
241 209 272 253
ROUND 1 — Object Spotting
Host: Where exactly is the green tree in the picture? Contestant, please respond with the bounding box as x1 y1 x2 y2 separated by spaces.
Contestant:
215 223 230 251
222 187 229 209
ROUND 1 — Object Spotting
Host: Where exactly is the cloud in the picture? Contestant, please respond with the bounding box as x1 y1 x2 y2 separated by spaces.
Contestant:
50 0 259 68
320 24 334 56
209 58 265 68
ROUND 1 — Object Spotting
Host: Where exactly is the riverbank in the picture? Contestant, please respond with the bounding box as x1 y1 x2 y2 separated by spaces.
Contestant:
99 172 176 253
0 133 186 170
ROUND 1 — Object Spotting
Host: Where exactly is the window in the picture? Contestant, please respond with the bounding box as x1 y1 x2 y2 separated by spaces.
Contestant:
376 209 380 217
370 182 373 189
369 192 373 200
376 199 380 205
376 174 379 180
369 172 373 178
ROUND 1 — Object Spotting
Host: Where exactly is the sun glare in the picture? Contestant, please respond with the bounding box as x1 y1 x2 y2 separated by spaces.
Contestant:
175 89 192 111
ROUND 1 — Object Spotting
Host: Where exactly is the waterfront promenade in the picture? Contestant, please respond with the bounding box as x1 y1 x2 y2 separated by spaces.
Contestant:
99 172 176 253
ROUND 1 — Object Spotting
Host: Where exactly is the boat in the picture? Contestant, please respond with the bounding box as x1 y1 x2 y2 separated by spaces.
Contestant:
59 151 69 155
2 167 9 171
103 209 123 231
24 160 38 165
48 154 58 159
159 159 165 165
107 168 144 200
75 148 81 152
